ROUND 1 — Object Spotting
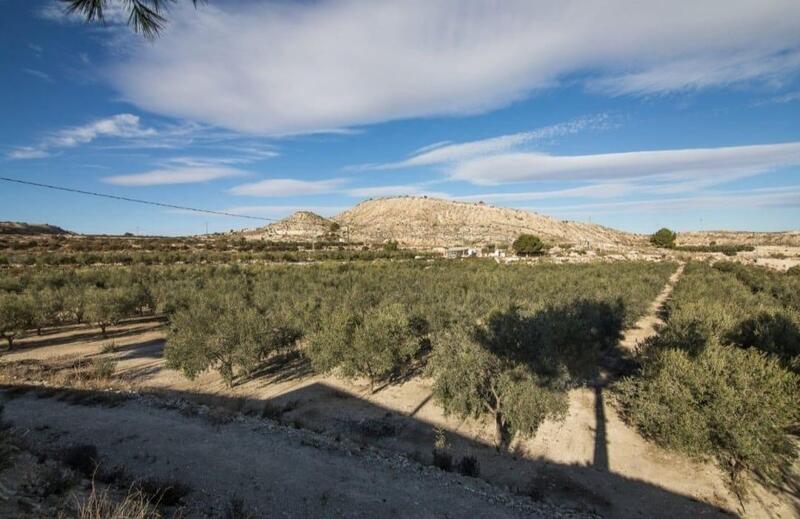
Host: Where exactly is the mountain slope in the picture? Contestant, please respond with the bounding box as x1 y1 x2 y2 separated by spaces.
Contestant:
0 221 73 235
242 211 334 241
334 197 640 249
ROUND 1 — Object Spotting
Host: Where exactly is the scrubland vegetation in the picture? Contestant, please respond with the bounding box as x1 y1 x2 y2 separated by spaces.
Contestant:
0 234 422 266
616 261 800 497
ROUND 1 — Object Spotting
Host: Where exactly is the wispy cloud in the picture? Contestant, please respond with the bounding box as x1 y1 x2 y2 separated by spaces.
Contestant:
451 142 800 185
350 115 612 171
7 147 51 160
108 1 800 135
8 113 156 159
544 187 800 216
23 68 53 83
344 184 450 199
103 167 246 186
229 178 348 197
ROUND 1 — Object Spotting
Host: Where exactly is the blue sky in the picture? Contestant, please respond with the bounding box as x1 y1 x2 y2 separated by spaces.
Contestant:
1 0 799 236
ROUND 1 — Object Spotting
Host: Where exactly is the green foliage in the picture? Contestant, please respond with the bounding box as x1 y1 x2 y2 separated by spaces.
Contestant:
675 244 754 255
617 344 800 496
787 265 800 276
512 234 545 256
84 287 137 335
306 303 419 392
165 293 300 386
618 260 800 495
0 292 33 348
428 323 569 447
650 228 677 248
383 240 399 252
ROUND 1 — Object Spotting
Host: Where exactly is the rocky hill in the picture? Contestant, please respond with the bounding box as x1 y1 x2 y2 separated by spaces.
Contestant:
242 211 335 241
677 230 800 247
333 197 640 249
0 221 73 235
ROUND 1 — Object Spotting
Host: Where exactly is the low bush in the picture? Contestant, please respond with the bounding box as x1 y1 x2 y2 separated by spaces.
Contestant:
77 485 160 519
432 449 453 472
457 455 480 477
91 357 117 380
61 444 99 477
617 343 800 497
132 477 191 506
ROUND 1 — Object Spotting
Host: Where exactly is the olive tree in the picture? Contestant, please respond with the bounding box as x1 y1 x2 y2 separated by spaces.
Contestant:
84 287 136 336
306 303 419 392
31 288 63 335
512 234 545 256
0 292 33 349
428 318 569 448
650 228 677 248
165 294 299 386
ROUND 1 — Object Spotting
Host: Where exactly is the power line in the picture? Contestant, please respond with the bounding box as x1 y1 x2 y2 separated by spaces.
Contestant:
0 176 277 222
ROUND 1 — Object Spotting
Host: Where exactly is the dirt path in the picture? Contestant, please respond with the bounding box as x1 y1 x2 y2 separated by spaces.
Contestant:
0 389 591 519
617 262 684 352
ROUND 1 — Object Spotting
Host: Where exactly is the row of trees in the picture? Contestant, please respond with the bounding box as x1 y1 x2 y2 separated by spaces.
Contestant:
0 283 153 348
616 261 800 498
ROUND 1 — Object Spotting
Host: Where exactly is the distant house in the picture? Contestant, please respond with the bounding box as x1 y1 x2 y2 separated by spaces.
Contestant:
445 247 479 258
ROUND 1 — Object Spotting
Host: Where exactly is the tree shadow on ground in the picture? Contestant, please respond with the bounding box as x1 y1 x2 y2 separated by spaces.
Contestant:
10 318 166 352
0 382 738 518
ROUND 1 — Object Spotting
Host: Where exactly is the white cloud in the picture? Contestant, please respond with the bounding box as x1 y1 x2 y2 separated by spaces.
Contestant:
8 113 157 159
6 147 50 160
50 114 156 147
109 1 800 135
353 115 611 171
229 178 347 197
103 167 245 186
544 187 800 215
451 142 800 185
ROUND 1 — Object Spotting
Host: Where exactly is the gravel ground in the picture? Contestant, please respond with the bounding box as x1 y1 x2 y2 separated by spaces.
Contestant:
1 389 598 518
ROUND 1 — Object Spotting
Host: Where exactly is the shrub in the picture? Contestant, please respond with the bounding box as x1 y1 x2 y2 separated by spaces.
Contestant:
132 477 191 506
61 444 100 477
786 265 800 276
726 311 800 371
91 357 117 380
616 344 800 497
512 234 545 256
77 485 160 519
432 449 453 471
383 240 399 252
650 228 677 248
457 455 480 477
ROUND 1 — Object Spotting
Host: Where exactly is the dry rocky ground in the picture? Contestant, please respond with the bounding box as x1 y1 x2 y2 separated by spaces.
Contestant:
0 264 798 518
